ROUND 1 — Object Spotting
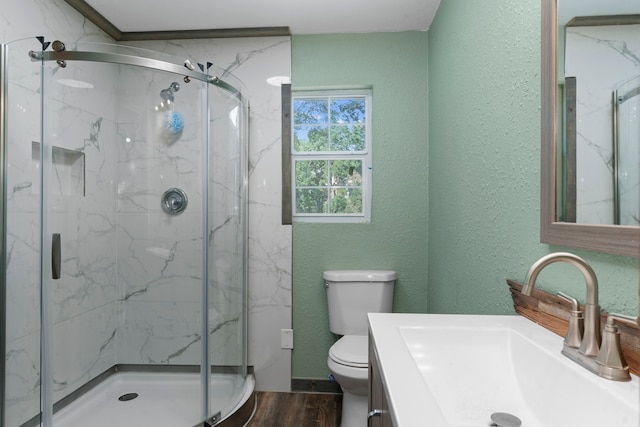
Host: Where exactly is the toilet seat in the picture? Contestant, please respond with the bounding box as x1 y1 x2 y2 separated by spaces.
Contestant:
329 335 368 368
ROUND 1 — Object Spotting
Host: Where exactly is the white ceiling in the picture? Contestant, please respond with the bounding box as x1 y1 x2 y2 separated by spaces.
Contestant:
84 0 442 35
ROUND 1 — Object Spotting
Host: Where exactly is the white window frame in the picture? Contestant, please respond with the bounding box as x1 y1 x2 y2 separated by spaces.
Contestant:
291 89 372 223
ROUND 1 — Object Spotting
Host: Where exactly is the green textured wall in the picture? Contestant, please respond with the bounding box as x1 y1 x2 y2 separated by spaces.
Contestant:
427 0 639 315
291 32 430 380
291 0 639 381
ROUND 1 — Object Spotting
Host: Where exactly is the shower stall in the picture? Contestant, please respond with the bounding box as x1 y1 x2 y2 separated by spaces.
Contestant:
1 37 252 426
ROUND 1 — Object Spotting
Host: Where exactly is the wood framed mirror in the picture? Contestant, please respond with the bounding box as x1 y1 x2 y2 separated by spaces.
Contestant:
540 0 640 257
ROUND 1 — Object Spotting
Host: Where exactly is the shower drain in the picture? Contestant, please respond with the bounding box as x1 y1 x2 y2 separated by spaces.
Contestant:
118 393 139 402
490 412 522 427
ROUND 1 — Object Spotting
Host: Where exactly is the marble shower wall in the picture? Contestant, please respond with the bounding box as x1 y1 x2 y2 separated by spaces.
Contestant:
126 37 293 392
115 64 207 366
45 58 120 403
565 24 640 224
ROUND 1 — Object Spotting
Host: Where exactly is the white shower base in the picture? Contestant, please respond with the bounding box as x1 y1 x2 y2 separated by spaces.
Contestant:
52 371 254 427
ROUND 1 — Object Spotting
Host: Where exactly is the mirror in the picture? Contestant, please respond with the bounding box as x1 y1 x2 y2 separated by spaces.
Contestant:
561 9 640 225
541 0 640 257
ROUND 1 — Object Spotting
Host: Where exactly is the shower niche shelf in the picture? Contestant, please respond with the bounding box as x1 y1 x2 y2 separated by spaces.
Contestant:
32 141 86 196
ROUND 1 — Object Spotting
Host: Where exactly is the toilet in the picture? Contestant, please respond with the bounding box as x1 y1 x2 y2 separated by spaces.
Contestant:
324 270 396 427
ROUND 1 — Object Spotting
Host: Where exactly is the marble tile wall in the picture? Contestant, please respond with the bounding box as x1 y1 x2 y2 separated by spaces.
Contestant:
45 79 120 402
565 24 640 224
113 71 248 367
114 64 207 366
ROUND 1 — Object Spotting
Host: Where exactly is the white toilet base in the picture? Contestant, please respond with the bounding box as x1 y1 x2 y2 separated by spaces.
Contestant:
340 390 368 427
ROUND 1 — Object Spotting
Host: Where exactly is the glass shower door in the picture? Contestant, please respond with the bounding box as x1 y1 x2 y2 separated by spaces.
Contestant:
615 75 640 225
39 46 209 426
2 37 45 427
206 81 249 422
38 50 120 427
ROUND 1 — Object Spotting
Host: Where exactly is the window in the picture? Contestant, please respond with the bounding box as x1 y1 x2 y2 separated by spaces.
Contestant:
291 90 372 222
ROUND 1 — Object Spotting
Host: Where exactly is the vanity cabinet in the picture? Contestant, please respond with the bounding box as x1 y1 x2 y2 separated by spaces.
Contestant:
368 331 396 427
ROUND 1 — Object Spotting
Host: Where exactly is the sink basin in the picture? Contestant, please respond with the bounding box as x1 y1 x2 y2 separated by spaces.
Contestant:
368 314 640 427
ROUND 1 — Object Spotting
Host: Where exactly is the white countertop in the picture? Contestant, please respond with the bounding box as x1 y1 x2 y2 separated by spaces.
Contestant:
367 313 640 427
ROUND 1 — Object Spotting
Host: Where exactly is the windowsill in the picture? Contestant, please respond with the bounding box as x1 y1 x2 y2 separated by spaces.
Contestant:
292 216 370 224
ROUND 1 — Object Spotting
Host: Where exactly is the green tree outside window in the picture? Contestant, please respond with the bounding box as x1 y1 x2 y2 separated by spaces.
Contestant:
292 92 371 220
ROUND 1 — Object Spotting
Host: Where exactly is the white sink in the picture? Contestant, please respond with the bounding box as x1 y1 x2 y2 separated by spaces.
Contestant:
368 314 640 427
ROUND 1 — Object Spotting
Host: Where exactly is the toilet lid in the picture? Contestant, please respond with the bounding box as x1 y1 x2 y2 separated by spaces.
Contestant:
329 335 368 368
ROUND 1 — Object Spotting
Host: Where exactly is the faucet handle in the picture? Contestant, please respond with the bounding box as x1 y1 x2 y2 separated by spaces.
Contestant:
595 313 639 381
558 291 580 311
605 312 639 327
557 292 584 349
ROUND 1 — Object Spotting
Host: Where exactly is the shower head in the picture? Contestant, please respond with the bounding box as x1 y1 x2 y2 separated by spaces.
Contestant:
160 82 180 102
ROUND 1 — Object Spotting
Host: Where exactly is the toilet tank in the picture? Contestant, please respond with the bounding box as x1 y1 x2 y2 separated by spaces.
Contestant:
324 270 396 335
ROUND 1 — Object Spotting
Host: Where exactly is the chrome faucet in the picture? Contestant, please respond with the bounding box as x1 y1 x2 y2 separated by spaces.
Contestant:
522 252 638 381
522 252 600 357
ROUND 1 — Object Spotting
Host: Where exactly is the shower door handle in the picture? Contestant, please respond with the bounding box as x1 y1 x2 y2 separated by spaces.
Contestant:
52 233 61 280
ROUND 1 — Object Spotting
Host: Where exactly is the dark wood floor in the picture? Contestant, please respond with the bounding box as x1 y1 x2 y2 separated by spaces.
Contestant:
246 392 342 427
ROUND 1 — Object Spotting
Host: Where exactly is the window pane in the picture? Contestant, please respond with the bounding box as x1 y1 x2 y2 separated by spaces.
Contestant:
294 99 328 124
330 160 362 186
296 188 328 214
330 98 365 124
291 91 371 221
293 125 329 152
295 160 328 186
330 124 365 151
329 188 363 214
